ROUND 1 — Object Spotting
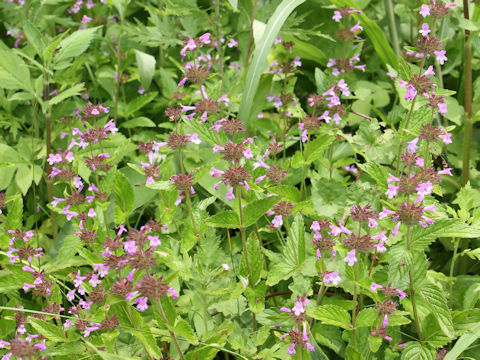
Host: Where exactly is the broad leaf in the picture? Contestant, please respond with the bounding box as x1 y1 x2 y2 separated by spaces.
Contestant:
308 305 352 329
135 49 156 90
419 283 454 338
55 27 100 63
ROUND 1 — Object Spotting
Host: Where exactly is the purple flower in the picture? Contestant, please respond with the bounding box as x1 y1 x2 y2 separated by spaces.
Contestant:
272 215 283 228
434 50 448 65
81 15 93 24
407 137 419 153
323 272 341 285
344 249 357 266
370 282 383 292
405 84 417 100
226 187 235 201
227 38 238 48
420 4 430 17
135 297 149 312
333 10 342 22
419 23 431 37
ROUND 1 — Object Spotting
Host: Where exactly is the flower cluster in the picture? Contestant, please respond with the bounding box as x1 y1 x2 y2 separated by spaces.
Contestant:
280 294 314 355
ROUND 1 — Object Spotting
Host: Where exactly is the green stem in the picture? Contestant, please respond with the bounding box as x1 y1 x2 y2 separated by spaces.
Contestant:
385 0 401 58
328 142 334 180
214 0 225 91
396 96 417 175
237 186 257 331
449 238 459 309
351 259 360 348
406 225 423 340
157 300 185 360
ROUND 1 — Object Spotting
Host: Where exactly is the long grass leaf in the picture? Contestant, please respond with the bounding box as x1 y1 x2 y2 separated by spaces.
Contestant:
239 0 305 127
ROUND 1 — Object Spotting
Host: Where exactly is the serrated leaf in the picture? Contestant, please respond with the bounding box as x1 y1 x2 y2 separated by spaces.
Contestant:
247 232 263 284
308 305 352 329
239 0 305 127
23 17 44 56
175 318 199 345
0 50 32 91
206 211 239 228
355 308 377 328
134 50 156 90
6 196 23 229
266 261 297 286
419 283 454 338
410 219 480 250
48 83 85 106
55 27 100 63
120 117 156 128
242 196 280 227
113 172 134 214
285 213 305 265
29 318 66 342
400 342 435 360
124 91 158 117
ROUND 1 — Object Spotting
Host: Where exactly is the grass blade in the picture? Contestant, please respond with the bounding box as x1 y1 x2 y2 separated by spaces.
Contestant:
239 0 305 127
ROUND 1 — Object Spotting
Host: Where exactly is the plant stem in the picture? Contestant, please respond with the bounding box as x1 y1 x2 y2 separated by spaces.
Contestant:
214 0 225 91
237 186 257 331
385 0 401 58
328 142 334 179
449 238 459 308
406 225 423 340
351 260 360 348
157 300 185 360
460 0 473 274
396 96 417 175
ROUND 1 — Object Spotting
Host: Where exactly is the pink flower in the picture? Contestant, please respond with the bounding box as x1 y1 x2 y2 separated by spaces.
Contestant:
370 282 383 292
420 4 430 17
81 15 92 24
135 297 149 312
272 215 283 228
323 272 341 285
405 84 417 100
226 187 235 201
434 50 448 65
439 128 452 144
344 249 357 266
124 240 138 255
227 38 238 48
333 10 342 22
407 137 419 153
419 23 431 37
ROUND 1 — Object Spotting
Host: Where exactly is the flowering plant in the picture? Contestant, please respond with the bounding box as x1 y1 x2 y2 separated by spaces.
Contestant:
0 0 478 359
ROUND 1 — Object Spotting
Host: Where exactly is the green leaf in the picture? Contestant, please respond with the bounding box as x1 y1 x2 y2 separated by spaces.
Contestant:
83 338 136 360
6 196 23 230
0 144 20 164
463 283 480 309
0 50 32 91
410 219 480 250
242 196 279 227
55 27 101 63
23 18 44 56
285 213 305 265
400 342 435 360
247 232 263 284
124 91 158 117
239 0 305 127
29 318 66 342
206 211 239 228
419 283 454 338
444 323 480 360
15 165 33 195
175 318 199 345
266 261 297 286
120 117 156 128
113 172 134 222
135 50 156 90
355 308 377 328
308 305 352 329
48 83 85 106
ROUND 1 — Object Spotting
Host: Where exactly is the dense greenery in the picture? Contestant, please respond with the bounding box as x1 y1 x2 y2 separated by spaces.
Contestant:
0 0 479 359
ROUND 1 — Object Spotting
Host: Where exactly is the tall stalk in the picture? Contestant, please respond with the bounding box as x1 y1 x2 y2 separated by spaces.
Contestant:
460 0 473 275
406 225 423 340
237 186 257 331
385 0 401 58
